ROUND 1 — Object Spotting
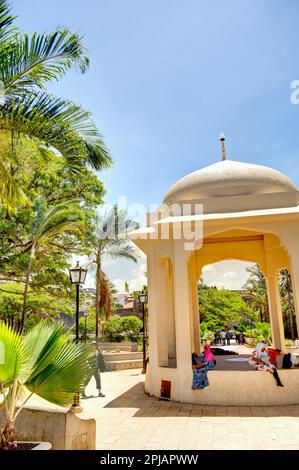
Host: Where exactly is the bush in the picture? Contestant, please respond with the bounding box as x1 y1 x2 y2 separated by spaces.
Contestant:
200 322 215 344
102 316 123 341
244 322 272 346
121 316 143 340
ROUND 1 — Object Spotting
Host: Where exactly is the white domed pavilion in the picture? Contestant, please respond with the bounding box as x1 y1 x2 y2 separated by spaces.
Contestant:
130 135 299 406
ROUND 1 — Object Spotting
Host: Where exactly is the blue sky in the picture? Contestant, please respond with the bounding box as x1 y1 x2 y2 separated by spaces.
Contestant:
16 0 299 291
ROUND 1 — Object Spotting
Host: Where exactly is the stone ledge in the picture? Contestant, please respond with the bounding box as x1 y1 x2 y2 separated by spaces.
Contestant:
0 404 96 450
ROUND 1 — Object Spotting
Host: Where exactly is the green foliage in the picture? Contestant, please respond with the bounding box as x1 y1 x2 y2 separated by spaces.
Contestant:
101 315 143 342
0 283 73 328
0 136 106 330
121 316 143 340
200 322 214 344
0 0 112 207
243 265 269 322
0 321 94 448
198 284 257 331
102 316 123 341
243 322 272 346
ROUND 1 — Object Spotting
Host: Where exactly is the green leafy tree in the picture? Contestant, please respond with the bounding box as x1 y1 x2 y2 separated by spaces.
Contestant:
102 316 123 341
0 140 105 330
243 265 269 322
20 197 85 330
121 316 143 340
0 0 111 206
198 282 257 331
0 321 93 449
87 206 139 338
280 269 297 340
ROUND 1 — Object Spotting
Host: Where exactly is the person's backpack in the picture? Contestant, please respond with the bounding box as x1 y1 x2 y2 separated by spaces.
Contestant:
282 353 292 369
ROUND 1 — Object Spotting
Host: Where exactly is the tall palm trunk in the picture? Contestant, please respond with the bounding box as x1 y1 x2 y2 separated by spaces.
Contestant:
20 241 36 332
286 270 296 340
95 251 101 341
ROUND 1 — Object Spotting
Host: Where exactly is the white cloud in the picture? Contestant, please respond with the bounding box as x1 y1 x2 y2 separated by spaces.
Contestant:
222 271 238 280
202 261 254 290
111 262 147 293
202 265 216 274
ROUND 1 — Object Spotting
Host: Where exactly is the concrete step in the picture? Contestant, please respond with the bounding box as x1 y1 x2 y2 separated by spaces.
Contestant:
103 352 142 361
105 359 143 371
99 342 138 352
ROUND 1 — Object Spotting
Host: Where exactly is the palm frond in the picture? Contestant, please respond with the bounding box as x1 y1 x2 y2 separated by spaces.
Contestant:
0 92 112 172
20 322 68 383
0 30 89 97
103 239 139 263
0 0 16 43
25 340 93 406
0 322 26 386
0 157 28 207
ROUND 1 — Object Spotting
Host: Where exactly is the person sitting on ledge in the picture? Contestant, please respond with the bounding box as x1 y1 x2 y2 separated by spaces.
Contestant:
267 347 281 368
204 343 216 370
248 342 284 387
192 352 209 390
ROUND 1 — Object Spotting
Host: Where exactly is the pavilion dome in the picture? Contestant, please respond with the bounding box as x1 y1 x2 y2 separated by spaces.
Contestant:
163 160 297 209
163 159 297 208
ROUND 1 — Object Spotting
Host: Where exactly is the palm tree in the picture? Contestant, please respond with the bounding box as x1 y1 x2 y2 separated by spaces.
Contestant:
0 321 93 449
243 265 269 322
280 269 297 340
99 273 119 320
20 197 85 331
88 206 139 337
0 0 111 206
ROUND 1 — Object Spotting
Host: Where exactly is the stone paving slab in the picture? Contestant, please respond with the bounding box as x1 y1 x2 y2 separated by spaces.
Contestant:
80 369 299 450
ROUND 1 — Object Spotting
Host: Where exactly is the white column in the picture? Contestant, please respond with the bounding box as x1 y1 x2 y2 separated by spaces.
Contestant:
189 254 200 353
265 268 286 351
156 257 175 367
173 240 193 400
147 242 159 371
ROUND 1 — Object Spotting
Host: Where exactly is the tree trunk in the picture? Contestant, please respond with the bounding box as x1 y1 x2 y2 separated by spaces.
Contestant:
20 241 36 333
95 252 101 341
0 420 16 450
286 271 296 340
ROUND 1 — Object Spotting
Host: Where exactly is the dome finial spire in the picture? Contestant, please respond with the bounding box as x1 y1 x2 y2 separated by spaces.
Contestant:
220 132 227 161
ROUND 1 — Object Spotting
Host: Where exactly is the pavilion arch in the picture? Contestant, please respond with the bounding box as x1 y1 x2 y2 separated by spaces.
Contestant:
186 228 292 354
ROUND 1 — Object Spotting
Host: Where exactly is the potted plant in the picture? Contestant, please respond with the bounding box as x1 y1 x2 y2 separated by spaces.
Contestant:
0 321 94 450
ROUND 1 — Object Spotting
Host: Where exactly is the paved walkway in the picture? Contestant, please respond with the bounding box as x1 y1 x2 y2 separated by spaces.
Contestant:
82 369 299 450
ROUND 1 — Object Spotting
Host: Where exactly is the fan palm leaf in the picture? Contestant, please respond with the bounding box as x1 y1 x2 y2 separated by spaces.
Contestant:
25 341 93 406
0 322 26 386
0 321 94 448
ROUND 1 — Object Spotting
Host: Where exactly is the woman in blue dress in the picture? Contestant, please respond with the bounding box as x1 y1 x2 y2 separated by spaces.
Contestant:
192 353 209 390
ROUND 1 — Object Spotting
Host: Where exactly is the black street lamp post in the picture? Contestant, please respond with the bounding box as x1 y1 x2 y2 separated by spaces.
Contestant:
139 293 147 374
69 261 88 413
83 310 88 341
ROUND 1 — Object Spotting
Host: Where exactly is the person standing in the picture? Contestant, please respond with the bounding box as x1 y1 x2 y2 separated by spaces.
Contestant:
220 330 226 346
83 341 106 398
226 331 231 346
